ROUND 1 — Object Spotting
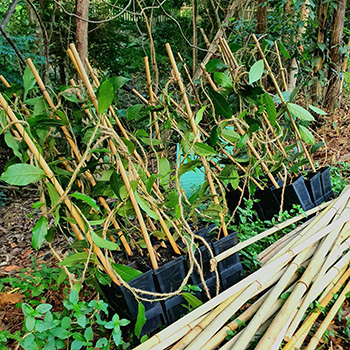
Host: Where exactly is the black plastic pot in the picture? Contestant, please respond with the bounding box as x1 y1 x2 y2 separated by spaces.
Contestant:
154 256 188 324
186 245 218 301
254 187 281 220
272 176 315 212
100 269 165 336
320 166 334 201
212 232 244 290
304 171 325 206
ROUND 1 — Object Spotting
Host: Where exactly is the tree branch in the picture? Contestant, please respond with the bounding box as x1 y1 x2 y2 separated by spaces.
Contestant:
0 26 26 67
1 0 19 30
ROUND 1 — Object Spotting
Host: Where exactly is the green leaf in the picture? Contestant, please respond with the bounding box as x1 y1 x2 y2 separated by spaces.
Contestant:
4 132 22 159
71 192 100 211
59 252 96 267
111 263 143 282
278 41 291 59
264 93 277 126
50 327 69 340
214 72 232 88
309 105 328 115
71 340 84 350
36 304 52 314
110 76 130 91
159 157 171 188
134 302 147 338
287 103 315 121
134 192 158 220
195 106 207 125
193 142 216 156
91 231 119 250
205 59 227 73
84 327 93 342
98 80 114 114
146 174 159 193
32 216 48 250
138 137 163 146
237 134 248 149
208 89 233 118
178 160 202 177
221 128 240 143
0 164 45 186
46 182 59 208
298 125 315 145
23 65 36 99
248 60 264 85
181 292 203 309
127 104 143 121
25 316 35 332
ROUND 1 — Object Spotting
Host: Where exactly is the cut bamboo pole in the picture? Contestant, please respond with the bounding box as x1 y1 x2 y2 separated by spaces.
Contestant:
165 43 228 237
305 278 350 350
254 208 349 350
284 221 350 341
231 244 315 350
26 63 132 255
205 261 308 350
258 216 315 263
183 266 288 350
252 34 316 173
144 56 162 142
274 41 288 92
210 200 331 269
26 59 82 162
68 44 159 269
0 93 122 286
283 265 350 350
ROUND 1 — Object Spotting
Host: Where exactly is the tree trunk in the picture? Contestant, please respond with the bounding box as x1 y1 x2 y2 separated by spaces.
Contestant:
288 0 310 92
312 2 329 103
324 0 347 109
256 0 266 34
75 0 89 63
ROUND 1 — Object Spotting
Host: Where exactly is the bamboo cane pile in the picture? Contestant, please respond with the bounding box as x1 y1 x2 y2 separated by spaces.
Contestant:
135 185 350 350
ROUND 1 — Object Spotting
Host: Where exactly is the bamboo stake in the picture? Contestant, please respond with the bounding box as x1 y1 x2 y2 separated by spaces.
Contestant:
166 43 228 237
144 56 162 142
284 220 350 340
0 93 122 286
252 34 316 172
210 200 331 269
26 59 82 162
199 60 280 189
205 262 308 350
231 246 315 350
274 41 288 92
258 216 315 264
25 63 132 255
68 44 159 269
305 278 350 350
183 266 289 350
81 62 180 256
254 208 348 350
283 265 350 350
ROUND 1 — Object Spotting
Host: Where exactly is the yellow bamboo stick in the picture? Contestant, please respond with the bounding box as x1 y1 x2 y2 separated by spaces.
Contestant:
231 245 316 350
68 44 159 269
165 43 228 237
305 278 350 350
252 34 316 172
0 93 122 286
283 265 350 350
